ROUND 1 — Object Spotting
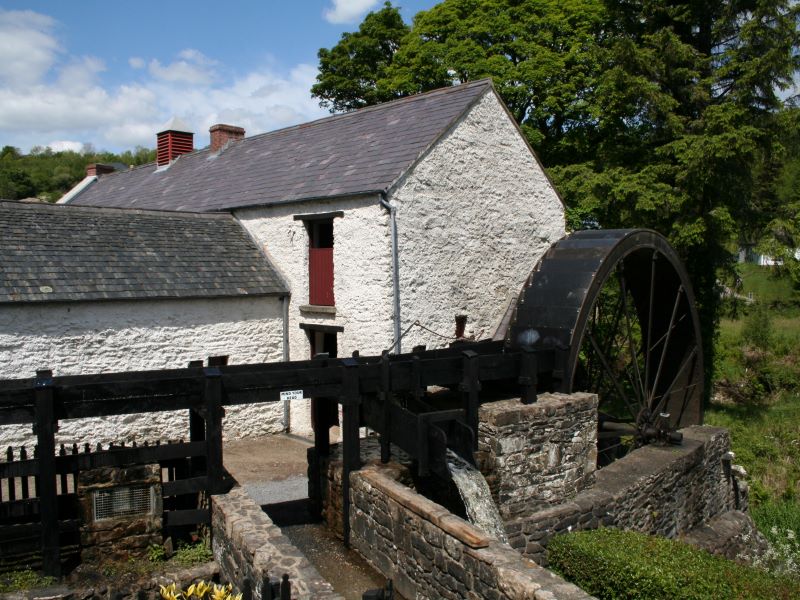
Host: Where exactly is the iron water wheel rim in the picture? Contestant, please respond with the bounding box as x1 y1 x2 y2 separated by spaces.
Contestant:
506 229 704 465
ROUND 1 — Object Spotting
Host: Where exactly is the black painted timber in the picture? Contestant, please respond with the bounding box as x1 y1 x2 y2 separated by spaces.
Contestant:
163 508 211 527
34 370 59 577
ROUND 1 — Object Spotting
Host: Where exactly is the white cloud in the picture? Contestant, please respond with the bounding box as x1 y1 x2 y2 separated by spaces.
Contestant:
128 57 145 69
47 140 83 152
0 11 328 153
0 9 60 88
323 0 379 24
148 48 218 85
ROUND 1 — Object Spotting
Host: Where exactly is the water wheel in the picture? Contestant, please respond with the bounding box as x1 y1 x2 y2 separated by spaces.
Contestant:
506 229 704 465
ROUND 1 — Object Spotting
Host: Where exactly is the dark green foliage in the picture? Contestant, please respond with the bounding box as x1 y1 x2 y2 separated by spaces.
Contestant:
313 1 800 394
548 528 800 599
311 2 410 112
0 145 155 202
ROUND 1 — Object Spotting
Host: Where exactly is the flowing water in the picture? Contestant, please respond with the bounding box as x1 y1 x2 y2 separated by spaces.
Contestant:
446 449 508 543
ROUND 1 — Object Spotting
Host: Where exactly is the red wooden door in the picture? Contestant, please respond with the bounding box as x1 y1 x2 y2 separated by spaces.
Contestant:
309 247 334 305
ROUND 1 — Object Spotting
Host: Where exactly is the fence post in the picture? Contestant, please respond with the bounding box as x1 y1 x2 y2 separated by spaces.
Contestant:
379 353 391 464
519 346 538 405
460 350 481 449
188 360 206 477
34 369 60 577
280 574 291 600
203 366 224 494
341 358 361 548
309 353 331 520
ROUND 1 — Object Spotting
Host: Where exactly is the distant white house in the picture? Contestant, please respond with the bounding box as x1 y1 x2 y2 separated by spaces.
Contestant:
20 79 566 440
738 245 800 266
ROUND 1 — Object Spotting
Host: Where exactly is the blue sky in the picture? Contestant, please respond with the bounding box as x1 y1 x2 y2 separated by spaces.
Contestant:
0 1 438 153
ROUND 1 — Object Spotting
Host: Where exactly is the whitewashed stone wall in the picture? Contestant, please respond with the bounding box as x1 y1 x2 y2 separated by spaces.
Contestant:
236 196 394 435
0 296 285 447
390 90 565 349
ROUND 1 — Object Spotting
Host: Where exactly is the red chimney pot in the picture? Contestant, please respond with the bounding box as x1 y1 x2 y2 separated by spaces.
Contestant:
210 124 245 152
86 163 116 177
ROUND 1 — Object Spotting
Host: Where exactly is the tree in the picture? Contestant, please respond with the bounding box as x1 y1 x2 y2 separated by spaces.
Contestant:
313 0 800 394
0 167 36 199
314 0 609 165
551 0 799 390
312 2 410 112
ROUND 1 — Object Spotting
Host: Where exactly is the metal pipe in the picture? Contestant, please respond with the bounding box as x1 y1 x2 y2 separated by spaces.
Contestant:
282 295 290 431
380 194 402 354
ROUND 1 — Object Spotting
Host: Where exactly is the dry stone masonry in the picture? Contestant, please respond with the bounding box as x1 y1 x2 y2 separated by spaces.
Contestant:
476 393 598 521
211 486 342 600
350 466 592 600
78 464 162 564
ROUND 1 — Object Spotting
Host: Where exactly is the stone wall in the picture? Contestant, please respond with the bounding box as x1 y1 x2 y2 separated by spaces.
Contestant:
349 466 593 600
476 393 597 521
0 296 286 447
505 426 745 565
78 464 162 563
211 486 341 600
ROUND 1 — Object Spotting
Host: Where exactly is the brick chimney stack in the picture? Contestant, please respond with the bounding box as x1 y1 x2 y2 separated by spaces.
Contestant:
86 163 116 177
210 124 245 152
156 117 194 167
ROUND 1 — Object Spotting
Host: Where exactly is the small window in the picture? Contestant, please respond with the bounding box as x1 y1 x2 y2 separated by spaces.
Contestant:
310 221 334 249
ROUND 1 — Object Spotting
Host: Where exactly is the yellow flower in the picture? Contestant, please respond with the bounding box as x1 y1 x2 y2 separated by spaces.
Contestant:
160 583 182 600
194 581 211 598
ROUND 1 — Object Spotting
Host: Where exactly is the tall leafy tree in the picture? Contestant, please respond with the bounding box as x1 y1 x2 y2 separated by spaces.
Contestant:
551 0 799 387
312 2 410 111
313 0 800 391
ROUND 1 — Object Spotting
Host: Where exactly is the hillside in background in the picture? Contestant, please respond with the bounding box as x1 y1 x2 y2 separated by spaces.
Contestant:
0 145 155 203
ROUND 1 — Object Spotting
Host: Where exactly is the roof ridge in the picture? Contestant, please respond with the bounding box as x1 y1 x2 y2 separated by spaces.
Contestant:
0 200 228 220
231 79 494 146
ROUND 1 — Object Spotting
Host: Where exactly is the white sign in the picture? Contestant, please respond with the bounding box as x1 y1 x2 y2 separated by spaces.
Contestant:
280 390 304 402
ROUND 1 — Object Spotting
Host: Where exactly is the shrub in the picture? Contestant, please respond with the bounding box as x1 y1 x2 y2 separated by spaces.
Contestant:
750 500 800 575
742 303 774 356
547 528 800 599
0 570 55 593
173 541 213 567
147 543 166 563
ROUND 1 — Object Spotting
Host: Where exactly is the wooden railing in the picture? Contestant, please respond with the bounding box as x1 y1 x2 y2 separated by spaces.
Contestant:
0 341 562 576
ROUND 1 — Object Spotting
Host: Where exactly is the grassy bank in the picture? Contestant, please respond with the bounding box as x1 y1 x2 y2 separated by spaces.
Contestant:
707 264 800 572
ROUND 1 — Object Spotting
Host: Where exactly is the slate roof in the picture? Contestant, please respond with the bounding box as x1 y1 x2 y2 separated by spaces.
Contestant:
69 80 493 212
0 201 287 304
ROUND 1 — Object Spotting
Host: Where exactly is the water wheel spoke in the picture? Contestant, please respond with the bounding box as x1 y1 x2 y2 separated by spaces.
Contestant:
587 331 640 421
647 313 688 355
650 345 698 419
648 285 684 405
620 271 645 405
643 250 658 400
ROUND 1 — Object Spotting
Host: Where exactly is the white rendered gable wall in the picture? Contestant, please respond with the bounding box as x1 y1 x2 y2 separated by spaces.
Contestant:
235 196 394 435
389 90 565 349
0 296 285 448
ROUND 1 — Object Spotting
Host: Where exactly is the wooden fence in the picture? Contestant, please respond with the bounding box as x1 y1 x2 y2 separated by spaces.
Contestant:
0 340 560 577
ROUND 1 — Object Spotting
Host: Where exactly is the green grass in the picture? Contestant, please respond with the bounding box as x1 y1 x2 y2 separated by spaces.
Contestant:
0 570 55 593
734 264 800 308
709 266 800 572
706 394 800 503
548 528 800 599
